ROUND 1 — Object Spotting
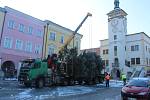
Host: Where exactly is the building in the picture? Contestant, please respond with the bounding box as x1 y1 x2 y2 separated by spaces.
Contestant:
81 47 100 56
0 7 6 77
0 6 45 77
43 20 83 58
100 0 150 78
0 6 83 77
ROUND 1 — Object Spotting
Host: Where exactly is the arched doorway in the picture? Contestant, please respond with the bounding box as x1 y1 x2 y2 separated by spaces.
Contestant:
1 61 16 78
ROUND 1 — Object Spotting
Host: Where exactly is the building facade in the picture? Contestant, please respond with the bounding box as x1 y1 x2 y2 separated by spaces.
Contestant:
0 7 6 77
0 6 45 77
43 20 82 58
81 47 100 56
0 6 83 78
100 0 150 78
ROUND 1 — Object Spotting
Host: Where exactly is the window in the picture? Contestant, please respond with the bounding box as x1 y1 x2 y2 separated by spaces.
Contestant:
135 45 139 51
19 24 25 32
114 46 117 51
36 30 43 37
103 50 105 54
35 44 42 54
8 20 15 29
15 39 23 50
106 60 109 66
25 41 32 52
49 32 56 41
131 46 134 51
28 26 33 35
131 45 139 51
60 35 64 44
3 37 13 48
103 49 108 55
131 58 135 65
48 45 55 55
106 49 108 54
114 46 117 56
114 35 117 40
136 58 140 64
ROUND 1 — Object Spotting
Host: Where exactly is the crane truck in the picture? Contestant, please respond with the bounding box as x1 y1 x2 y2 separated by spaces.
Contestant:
18 13 93 88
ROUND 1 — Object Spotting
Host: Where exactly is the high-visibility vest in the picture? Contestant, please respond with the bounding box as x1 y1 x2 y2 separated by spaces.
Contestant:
122 74 126 80
105 75 110 80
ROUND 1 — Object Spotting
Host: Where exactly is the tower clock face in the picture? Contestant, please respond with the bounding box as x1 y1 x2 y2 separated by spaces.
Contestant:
111 19 118 27
111 19 119 33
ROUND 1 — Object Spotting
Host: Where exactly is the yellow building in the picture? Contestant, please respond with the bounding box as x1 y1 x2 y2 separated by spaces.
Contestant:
43 20 82 58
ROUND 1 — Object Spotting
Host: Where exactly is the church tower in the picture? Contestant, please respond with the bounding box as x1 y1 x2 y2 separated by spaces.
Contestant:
107 0 128 78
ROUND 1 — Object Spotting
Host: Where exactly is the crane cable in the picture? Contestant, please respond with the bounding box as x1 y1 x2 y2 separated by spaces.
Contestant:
88 17 93 49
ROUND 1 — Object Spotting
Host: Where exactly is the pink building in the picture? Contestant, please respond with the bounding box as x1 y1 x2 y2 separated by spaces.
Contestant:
0 7 45 77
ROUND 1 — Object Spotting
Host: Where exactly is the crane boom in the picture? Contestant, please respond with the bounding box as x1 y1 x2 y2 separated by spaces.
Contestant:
59 13 92 53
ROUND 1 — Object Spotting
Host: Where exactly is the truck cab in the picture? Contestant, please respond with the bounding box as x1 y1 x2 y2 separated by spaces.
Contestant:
18 58 48 88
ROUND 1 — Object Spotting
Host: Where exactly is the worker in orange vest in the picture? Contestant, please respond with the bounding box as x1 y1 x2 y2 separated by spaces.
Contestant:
105 73 110 87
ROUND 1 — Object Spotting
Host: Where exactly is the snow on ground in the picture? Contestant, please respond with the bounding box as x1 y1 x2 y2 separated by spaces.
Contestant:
15 89 32 100
97 80 124 88
56 86 95 96
13 85 96 100
109 80 123 87
4 78 18 81
9 80 123 100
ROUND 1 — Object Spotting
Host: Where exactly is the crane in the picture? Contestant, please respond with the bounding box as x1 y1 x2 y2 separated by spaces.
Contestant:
59 13 92 54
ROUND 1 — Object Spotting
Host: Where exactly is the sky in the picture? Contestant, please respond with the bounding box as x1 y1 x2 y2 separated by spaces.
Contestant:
0 0 150 50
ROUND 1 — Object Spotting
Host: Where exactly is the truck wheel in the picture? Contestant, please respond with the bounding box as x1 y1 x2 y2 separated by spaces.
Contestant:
36 78 44 88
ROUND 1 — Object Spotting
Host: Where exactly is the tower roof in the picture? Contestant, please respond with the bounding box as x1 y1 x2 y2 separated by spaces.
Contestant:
114 0 120 9
107 0 127 21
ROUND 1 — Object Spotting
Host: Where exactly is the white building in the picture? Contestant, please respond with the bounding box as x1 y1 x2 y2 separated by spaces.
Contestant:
100 0 150 78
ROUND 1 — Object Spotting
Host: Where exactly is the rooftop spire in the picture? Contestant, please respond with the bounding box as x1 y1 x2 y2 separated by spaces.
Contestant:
114 0 120 9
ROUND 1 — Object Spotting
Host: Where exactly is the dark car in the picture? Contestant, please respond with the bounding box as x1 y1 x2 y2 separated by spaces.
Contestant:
121 77 150 100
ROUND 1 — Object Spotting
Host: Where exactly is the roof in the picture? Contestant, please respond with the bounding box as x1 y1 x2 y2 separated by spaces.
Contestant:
107 8 127 18
4 6 45 25
100 32 150 41
126 32 150 39
44 20 83 38
0 7 6 12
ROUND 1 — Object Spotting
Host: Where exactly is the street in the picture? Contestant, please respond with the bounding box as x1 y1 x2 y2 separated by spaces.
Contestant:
0 79 123 100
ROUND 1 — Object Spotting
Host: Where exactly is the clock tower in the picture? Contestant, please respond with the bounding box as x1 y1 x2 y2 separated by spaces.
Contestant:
107 0 128 78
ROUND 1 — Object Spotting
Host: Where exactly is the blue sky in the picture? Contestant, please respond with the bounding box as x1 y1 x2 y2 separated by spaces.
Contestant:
0 0 150 49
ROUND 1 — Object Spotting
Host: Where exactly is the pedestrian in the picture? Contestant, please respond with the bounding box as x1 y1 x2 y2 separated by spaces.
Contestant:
122 74 126 86
105 73 110 87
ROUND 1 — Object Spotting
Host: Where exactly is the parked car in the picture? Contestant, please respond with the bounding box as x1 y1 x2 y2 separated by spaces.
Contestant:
121 77 150 100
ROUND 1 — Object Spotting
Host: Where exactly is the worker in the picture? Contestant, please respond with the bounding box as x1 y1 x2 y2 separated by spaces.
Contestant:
47 55 51 68
47 55 52 79
105 73 110 87
122 74 127 86
48 54 57 84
